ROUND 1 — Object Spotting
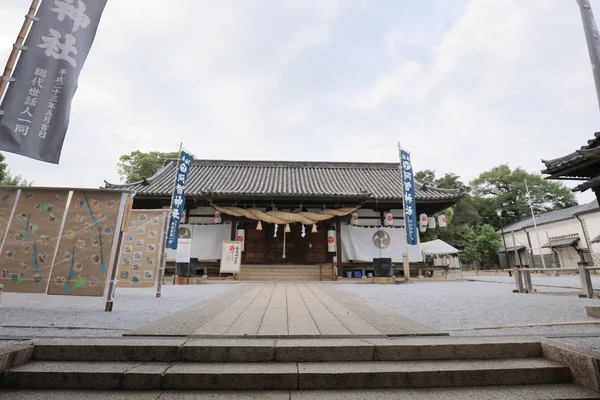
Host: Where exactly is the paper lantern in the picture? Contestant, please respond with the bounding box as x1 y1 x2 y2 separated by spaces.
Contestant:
438 214 447 228
213 211 222 224
327 230 336 252
236 229 245 251
383 211 393 226
428 216 437 229
350 212 359 226
419 213 428 228
419 225 427 233
256 220 263 231
312 224 318 233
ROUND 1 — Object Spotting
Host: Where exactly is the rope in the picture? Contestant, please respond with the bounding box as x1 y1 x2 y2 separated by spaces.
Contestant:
212 205 358 225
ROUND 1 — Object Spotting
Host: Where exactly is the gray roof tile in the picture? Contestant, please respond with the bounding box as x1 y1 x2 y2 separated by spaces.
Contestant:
105 160 461 202
542 132 600 174
502 200 599 233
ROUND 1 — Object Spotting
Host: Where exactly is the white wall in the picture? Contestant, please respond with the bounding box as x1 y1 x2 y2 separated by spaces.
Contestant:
501 209 600 267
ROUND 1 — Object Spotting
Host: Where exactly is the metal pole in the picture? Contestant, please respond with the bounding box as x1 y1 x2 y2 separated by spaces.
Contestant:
397 142 411 282
525 180 546 269
0 0 40 102
155 211 168 297
167 143 183 284
498 212 509 268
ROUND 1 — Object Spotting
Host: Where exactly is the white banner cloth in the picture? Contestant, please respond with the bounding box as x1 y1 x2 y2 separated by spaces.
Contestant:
341 225 422 263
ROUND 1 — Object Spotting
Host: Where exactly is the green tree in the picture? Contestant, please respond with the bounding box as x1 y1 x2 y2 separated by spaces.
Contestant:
0 153 31 185
470 164 577 229
415 169 436 185
118 151 179 183
434 173 467 191
460 224 501 266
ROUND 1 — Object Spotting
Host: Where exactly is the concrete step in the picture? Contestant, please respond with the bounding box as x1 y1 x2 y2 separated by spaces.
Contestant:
1 385 598 400
0 358 571 390
31 337 544 363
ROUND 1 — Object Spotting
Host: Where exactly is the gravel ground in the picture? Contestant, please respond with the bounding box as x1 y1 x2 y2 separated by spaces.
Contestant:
333 279 600 338
0 284 232 338
454 274 600 291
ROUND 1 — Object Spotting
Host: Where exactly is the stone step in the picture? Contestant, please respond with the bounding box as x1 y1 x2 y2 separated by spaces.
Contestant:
30 337 544 363
1 385 598 400
0 358 571 390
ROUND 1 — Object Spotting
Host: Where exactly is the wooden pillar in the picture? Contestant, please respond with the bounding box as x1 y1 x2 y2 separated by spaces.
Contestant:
230 216 237 240
336 217 343 277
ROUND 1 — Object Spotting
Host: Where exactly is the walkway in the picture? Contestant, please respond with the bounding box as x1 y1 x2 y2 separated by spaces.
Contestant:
127 283 444 338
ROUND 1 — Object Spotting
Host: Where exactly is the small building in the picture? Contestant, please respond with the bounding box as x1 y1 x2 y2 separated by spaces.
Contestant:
498 200 600 269
105 159 461 279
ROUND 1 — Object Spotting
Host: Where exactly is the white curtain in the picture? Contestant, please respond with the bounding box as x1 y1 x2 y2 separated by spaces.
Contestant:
341 225 422 263
166 224 231 261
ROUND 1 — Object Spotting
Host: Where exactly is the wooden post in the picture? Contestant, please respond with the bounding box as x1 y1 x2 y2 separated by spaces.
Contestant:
0 0 40 102
335 217 343 274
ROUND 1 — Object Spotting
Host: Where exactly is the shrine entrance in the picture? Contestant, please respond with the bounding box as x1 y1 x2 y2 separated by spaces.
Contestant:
243 221 329 265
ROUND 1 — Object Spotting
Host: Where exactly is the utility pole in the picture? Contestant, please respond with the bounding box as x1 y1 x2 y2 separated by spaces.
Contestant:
496 209 509 268
525 179 547 269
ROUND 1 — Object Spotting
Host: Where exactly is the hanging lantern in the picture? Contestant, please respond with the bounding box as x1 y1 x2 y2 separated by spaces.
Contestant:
312 224 318 233
419 225 427 233
438 214 447 228
327 230 336 252
350 212 359 226
383 211 393 226
419 213 428 228
285 223 291 233
256 220 263 231
213 211 222 224
428 216 437 229
236 229 245 251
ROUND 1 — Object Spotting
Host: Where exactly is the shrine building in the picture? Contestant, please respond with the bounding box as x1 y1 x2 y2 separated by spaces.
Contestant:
105 159 462 280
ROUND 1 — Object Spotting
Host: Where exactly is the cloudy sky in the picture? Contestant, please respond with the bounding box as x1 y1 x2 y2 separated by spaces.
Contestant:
0 0 598 202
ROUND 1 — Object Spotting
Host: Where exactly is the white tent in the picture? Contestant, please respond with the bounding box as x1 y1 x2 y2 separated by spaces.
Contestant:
420 239 460 255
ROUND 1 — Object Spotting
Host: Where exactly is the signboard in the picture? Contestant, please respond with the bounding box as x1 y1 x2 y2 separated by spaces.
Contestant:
0 189 69 293
117 209 167 288
399 148 418 245
166 150 193 249
47 191 123 296
220 241 241 273
176 238 192 263
0 0 108 163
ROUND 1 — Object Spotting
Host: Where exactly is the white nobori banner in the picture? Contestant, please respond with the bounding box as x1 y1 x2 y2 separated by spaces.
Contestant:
340 225 422 263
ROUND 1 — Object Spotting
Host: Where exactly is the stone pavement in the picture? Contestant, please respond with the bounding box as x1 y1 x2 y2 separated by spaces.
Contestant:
127 283 444 338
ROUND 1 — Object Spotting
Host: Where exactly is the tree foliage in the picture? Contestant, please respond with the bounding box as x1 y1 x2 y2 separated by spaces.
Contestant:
470 164 577 229
415 164 575 268
0 153 31 186
118 151 179 183
460 224 501 265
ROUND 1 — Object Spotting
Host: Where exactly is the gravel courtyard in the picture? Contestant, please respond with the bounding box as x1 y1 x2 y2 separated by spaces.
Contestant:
1 276 600 350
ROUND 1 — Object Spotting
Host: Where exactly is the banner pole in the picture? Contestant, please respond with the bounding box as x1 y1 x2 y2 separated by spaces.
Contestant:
0 0 40 103
397 142 411 282
165 143 183 286
104 192 130 312
155 210 169 297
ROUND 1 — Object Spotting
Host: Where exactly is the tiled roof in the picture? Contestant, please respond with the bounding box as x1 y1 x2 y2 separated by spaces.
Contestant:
542 236 580 248
574 175 600 192
501 200 599 233
592 233 600 244
105 160 462 202
541 132 600 175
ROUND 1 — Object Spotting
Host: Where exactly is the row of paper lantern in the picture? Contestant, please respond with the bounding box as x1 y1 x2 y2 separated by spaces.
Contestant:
349 212 446 230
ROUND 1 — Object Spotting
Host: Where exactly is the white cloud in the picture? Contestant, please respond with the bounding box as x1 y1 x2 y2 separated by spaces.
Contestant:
0 0 597 204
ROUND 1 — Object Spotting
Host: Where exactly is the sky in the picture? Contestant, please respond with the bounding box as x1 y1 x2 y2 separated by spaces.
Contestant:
0 0 598 203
